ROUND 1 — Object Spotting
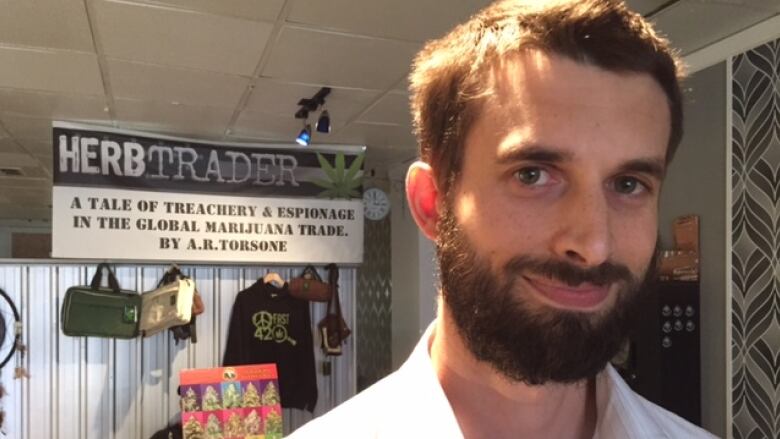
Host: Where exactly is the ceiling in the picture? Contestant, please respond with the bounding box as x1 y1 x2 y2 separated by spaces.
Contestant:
0 0 778 222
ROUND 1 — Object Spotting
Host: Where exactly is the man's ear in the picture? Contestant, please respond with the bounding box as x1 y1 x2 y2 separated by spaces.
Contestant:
406 161 440 241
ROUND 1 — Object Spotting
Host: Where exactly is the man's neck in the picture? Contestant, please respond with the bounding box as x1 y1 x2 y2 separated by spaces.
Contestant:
430 302 598 439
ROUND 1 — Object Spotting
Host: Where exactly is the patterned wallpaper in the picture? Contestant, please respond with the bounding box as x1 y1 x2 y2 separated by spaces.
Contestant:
731 37 780 439
356 194 392 391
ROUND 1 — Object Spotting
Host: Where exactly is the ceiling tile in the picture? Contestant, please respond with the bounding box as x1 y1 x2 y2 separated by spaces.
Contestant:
0 152 40 167
0 47 103 95
625 0 674 15
0 175 50 188
33 150 53 160
263 27 420 90
287 0 491 42
0 0 93 52
652 0 775 53
20 165 50 179
327 121 416 149
0 114 53 142
0 89 108 121
108 59 250 108
364 144 417 171
40 161 54 176
114 98 233 139
231 109 308 142
244 79 381 126
394 75 412 94
16 139 52 155
119 0 285 22
94 0 273 75
358 92 411 126
764 0 780 12
700 0 780 13
33 153 54 172
0 139 24 154
1 115 107 145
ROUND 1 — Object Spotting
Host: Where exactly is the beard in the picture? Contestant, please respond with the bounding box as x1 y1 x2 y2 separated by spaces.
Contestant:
436 202 658 385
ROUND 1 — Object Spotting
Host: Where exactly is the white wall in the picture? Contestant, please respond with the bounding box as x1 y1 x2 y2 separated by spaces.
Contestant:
417 232 436 333
388 163 437 369
0 220 51 258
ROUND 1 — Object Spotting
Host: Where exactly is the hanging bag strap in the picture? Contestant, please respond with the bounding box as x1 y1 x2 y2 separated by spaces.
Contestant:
90 263 121 293
158 264 185 287
326 263 343 336
302 264 324 282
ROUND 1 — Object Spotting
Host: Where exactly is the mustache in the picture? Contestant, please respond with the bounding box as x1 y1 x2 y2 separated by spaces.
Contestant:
504 256 635 287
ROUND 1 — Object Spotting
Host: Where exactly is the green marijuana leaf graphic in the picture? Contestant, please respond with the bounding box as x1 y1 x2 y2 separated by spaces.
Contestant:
313 152 364 199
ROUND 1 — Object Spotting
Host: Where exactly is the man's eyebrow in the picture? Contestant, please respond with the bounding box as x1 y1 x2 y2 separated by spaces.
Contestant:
496 144 667 178
618 158 666 179
495 144 574 164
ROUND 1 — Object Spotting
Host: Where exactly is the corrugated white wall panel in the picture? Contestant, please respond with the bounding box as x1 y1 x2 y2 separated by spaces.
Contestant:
54 265 83 439
0 263 357 439
1 266 23 439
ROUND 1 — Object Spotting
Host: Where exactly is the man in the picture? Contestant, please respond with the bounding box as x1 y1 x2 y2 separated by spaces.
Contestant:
292 0 716 437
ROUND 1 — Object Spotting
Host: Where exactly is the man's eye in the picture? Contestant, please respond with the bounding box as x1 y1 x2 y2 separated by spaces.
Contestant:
613 176 646 195
514 167 551 186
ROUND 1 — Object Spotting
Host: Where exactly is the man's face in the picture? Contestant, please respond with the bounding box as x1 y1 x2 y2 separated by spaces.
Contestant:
437 50 670 384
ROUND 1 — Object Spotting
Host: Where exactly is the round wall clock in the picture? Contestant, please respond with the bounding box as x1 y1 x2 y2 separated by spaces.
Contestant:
363 188 390 221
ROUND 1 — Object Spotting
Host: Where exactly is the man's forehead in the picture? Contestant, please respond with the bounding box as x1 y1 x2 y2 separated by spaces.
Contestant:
457 50 671 170
475 51 669 134
486 50 666 109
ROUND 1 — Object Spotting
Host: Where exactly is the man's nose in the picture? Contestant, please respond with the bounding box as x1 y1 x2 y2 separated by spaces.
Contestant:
549 186 612 267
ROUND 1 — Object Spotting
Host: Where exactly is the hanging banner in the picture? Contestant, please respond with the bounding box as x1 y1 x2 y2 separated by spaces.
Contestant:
51 122 365 264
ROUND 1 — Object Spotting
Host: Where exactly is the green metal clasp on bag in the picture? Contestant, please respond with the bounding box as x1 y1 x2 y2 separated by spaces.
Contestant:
123 305 137 323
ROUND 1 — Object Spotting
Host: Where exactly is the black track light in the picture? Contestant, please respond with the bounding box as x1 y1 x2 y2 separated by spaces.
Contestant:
294 87 332 142
316 110 331 133
296 123 312 146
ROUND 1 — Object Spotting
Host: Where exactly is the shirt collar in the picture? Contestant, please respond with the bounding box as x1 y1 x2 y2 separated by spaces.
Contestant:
594 365 667 438
403 320 667 439
396 321 464 438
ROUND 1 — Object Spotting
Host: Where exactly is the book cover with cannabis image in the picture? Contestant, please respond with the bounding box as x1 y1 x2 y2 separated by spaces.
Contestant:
222 409 245 438
241 381 262 408
260 381 281 407
201 384 223 412
221 382 242 409
181 385 201 413
182 412 206 439
180 364 281 439
204 413 223 439
243 408 263 438
263 406 283 439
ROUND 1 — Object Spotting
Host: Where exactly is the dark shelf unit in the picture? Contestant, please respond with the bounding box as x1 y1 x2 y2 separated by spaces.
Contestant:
618 280 701 426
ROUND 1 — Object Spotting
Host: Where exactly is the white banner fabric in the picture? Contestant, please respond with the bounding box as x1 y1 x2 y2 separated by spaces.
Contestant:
52 186 364 264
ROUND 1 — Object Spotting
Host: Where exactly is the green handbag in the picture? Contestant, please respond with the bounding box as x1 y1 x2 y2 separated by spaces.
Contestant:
61 263 141 339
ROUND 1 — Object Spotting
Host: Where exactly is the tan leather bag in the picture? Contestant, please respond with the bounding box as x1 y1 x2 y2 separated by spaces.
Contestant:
289 265 331 302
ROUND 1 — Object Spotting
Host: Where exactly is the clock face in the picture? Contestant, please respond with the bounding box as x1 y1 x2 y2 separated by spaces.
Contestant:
363 188 390 221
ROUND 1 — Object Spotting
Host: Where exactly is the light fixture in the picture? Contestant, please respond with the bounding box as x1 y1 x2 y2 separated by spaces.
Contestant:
296 123 312 146
294 87 332 143
316 109 331 133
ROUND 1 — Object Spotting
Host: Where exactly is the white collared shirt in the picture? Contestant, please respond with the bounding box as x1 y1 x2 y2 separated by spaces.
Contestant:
289 322 718 438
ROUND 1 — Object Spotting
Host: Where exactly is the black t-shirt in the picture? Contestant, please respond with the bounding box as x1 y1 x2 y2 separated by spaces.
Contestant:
223 280 317 412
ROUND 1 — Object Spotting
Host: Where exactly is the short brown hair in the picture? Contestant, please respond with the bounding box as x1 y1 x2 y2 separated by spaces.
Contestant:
409 0 684 194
